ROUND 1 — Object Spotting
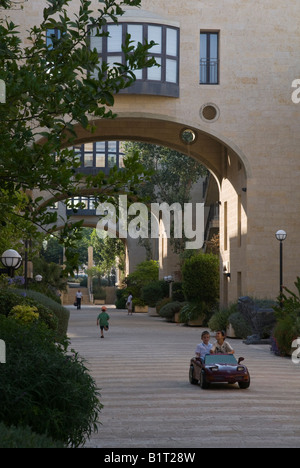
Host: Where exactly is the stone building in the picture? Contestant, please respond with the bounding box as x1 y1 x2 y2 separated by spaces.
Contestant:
7 0 300 306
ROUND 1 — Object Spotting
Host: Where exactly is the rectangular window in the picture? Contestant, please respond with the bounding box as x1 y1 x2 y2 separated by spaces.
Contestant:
84 153 93 167
238 195 242 247
90 28 102 53
224 201 228 251
148 26 162 54
200 32 219 84
96 154 105 167
46 28 61 49
107 24 123 52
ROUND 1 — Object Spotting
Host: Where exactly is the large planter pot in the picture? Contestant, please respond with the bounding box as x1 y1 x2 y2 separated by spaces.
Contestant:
148 306 158 317
134 306 148 313
173 311 181 323
188 316 204 327
226 323 236 338
94 299 105 305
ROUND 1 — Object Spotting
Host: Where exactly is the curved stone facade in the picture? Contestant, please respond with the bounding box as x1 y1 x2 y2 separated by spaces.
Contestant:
9 0 300 305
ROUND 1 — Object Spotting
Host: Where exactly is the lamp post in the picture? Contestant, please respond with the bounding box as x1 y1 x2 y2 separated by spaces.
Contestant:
35 275 43 283
164 275 174 298
275 230 287 307
0 249 22 278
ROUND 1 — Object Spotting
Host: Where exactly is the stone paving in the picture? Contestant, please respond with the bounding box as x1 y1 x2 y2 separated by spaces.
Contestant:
67 305 300 448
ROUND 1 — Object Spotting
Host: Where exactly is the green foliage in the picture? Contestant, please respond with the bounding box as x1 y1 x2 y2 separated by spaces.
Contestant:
13 289 69 339
273 277 300 355
0 422 64 448
159 301 185 322
208 305 234 332
8 305 39 324
179 301 212 325
228 311 252 339
141 280 169 307
125 260 159 304
182 253 219 304
0 316 102 447
124 142 208 255
156 297 172 314
0 289 58 334
0 0 156 273
172 282 185 302
32 257 67 293
115 288 128 309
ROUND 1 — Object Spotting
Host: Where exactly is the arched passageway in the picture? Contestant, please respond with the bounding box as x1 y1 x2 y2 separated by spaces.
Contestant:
41 114 249 306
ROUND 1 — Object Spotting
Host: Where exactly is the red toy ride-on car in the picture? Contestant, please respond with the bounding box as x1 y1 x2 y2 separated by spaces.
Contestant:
189 354 250 389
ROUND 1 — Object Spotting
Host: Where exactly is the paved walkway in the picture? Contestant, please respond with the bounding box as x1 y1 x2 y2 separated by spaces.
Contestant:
67 305 300 448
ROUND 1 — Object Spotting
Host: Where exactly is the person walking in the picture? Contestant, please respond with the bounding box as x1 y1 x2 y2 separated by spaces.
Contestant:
126 292 133 315
76 290 83 310
97 306 110 339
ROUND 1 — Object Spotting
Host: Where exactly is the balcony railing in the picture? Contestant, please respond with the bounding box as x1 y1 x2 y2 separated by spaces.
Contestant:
200 58 219 84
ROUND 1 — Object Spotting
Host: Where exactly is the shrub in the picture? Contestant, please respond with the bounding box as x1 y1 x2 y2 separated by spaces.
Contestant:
0 290 25 317
0 316 102 447
179 301 211 324
182 253 219 305
208 306 233 332
141 281 168 307
13 289 70 339
172 282 185 302
228 311 252 339
156 297 171 315
159 301 185 321
115 289 128 309
273 315 298 356
0 422 64 448
271 277 300 355
0 290 58 334
9 305 39 324
125 260 159 304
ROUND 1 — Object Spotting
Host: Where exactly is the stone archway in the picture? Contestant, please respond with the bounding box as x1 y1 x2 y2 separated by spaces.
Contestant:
56 114 250 306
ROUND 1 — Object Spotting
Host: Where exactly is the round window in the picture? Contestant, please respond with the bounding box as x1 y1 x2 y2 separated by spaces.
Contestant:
200 103 220 123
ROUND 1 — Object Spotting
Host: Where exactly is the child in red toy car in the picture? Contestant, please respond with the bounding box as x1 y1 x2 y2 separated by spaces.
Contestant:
211 330 235 355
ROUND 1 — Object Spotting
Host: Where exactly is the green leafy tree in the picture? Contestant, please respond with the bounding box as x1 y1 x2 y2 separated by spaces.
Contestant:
0 0 156 272
182 252 219 305
124 142 208 255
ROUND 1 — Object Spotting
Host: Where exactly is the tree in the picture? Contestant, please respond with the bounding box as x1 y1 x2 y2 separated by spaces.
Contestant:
0 0 156 271
182 253 219 305
123 142 208 255
90 229 125 281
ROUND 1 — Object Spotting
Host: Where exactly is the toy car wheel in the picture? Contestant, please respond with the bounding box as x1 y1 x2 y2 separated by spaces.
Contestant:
200 370 209 389
238 378 250 389
189 365 198 385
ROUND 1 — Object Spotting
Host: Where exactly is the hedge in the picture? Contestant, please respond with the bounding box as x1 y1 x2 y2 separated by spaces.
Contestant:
0 316 102 447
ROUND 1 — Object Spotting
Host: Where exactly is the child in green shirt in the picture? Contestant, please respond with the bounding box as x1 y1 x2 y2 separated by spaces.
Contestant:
97 306 110 339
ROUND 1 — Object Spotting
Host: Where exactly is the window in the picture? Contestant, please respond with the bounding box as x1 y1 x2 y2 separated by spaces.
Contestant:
90 22 180 97
200 32 219 84
70 141 124 173
46 28 61 50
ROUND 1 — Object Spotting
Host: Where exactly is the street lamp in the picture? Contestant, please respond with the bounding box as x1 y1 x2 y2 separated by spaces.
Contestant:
0 249 22 278
35 275 43 283
275 230 287 307
164 275 174 298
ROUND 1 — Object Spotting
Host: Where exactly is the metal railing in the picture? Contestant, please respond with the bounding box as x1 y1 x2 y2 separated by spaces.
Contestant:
200 59 219 84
